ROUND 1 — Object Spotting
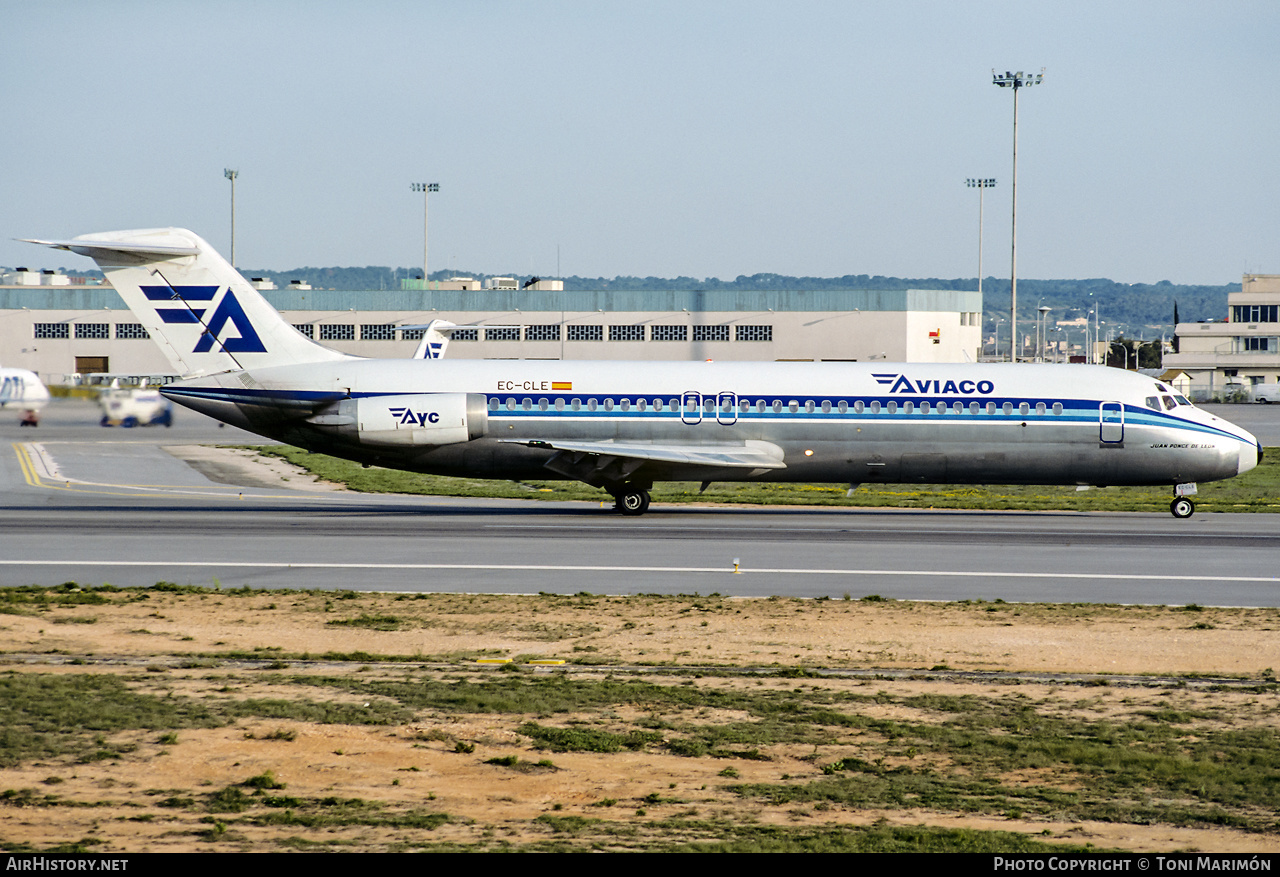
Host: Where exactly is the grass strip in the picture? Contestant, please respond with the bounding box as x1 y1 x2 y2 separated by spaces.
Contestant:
256 445 1280 513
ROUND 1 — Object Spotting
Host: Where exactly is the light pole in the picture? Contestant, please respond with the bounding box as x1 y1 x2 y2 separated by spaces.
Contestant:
411 182 439 286
965 178 996 297
1038 305 1051 362
992 68 1044 362
223 168 239 267
1094 305 1101 365
1107 340 1126 370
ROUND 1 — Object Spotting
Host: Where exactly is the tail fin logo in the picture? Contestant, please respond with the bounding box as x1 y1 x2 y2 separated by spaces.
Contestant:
194 291 266 353
141 286 267 354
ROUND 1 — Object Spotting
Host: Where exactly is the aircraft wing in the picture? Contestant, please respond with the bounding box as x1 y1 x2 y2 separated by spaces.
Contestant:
502 438 787 473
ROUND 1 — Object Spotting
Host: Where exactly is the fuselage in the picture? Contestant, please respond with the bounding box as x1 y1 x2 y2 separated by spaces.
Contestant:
162 359 1261 488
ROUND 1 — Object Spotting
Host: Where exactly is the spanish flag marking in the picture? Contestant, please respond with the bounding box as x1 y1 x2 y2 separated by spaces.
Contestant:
552 381 572 391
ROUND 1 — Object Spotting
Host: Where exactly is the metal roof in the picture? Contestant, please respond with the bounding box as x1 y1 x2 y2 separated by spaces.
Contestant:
0 286 981 314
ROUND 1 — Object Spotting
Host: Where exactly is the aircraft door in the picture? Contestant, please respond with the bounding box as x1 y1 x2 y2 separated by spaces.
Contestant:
1099 402 1124 443
681 391 703 425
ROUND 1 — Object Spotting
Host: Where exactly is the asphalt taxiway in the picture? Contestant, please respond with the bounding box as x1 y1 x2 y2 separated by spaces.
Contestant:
3 399 1279 606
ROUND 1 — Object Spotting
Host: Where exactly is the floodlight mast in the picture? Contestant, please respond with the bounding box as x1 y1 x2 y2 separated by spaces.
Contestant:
223 168 239 267
992 68 1044 362
965 177 996 302
411 182 440 286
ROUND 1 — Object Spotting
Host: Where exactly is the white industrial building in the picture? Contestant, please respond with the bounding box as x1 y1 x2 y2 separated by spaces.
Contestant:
1166 274 1280 399
0 279 983 384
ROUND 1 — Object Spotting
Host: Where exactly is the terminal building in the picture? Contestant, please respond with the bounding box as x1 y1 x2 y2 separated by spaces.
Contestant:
1166 274 1280 399
0 279 983 383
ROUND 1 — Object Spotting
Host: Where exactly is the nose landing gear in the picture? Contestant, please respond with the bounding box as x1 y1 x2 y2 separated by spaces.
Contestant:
1172 478 1198 519
1170 483 1198 518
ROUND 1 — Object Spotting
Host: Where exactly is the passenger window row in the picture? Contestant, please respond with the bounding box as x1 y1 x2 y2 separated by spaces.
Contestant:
486 397 1068 415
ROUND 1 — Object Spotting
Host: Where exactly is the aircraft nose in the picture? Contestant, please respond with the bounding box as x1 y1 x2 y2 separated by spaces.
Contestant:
1237 434 1263 476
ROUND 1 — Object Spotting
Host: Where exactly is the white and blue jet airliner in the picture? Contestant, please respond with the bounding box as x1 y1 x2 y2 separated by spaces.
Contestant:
27 228 1262 517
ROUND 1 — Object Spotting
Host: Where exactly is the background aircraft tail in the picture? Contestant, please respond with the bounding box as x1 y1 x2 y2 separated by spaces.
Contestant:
405 319 458 359
27 228 351 377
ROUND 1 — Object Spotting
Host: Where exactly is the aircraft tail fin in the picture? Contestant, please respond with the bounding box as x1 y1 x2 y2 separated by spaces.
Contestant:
24 228 352 376
403 319 459 360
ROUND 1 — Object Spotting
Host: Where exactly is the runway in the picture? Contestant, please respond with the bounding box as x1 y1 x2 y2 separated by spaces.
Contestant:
3 399 1280 606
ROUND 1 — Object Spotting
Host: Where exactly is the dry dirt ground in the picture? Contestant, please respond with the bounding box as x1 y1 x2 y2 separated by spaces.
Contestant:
3 588 1277 854
1 450 1277 853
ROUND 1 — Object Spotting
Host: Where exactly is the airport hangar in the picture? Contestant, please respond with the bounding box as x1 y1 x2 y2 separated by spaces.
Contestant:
0 280 983 383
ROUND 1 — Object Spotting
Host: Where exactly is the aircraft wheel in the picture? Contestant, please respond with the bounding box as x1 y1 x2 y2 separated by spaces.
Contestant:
122 417 138 428
619 489 650 516
1170 497 1195 519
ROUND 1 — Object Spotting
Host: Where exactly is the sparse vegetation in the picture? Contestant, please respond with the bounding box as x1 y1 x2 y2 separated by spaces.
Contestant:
517 722 663 753
326 614 406 631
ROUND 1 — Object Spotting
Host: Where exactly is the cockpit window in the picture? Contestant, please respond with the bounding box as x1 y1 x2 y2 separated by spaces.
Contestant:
1145 396 1161 410
1162 395 1176 410
1174 395 1191 406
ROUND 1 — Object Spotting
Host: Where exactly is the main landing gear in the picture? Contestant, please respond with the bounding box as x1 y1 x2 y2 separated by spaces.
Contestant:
615 488 651 516
608 484 651 516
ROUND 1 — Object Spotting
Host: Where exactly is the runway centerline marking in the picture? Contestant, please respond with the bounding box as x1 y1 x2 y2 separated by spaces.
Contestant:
0 560 1276 584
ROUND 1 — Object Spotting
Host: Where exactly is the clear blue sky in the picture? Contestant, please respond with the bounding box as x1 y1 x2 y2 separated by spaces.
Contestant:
3 1 1276 285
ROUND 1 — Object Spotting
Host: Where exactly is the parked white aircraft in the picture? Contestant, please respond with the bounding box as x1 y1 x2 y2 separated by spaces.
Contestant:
27 228 1262 517
0 366 51 426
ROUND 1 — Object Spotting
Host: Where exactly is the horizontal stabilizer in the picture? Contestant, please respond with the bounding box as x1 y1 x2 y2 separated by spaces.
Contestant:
20 236 200 260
